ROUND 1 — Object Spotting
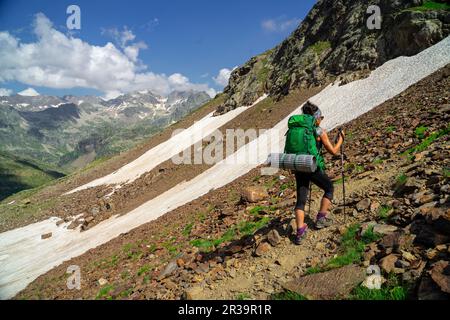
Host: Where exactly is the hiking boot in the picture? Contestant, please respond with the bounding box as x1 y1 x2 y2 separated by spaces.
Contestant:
294 225 308 245
315 212 333 230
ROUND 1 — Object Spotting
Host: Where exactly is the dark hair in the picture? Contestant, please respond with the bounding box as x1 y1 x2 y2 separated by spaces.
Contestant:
302 101 319 115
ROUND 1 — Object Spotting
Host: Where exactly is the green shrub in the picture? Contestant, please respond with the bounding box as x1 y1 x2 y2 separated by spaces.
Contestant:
309 41 331 55
271 291 308 300
405 1 450 12
414 126 428 139
378 206 393 220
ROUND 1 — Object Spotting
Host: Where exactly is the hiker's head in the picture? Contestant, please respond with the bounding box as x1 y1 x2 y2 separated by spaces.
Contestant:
302 101 323 125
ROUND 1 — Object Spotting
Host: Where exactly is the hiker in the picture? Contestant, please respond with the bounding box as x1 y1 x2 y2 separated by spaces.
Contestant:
284 101 344 245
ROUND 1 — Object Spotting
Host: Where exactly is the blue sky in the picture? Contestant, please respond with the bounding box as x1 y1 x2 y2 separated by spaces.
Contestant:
0 0 316 98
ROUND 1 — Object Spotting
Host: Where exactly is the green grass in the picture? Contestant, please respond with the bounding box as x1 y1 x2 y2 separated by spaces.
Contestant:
325 224 382 270
345 163 364 174
264 177 278 189
414 126 428 139
396 173 408 186
345 131 354 140
349 275 408 300
333 176 347 185
404 1 450 12
403 124 450 155
190 216 271 251
0 152 66 201
236 293 251 300
182 222 194 237
305 266 322 275
361 225 382 243
91 254 119 270
137 264 152 276
373 158 384 165
96 284 115 300
190 228 237 250
256 55 271 83
309 41 331 55
271 291 308 300
385 125 396 133
248 205 275 216
280 181 295 191
237 216 271 236
162 239 181 256
378 205 393 220
444 167 450 178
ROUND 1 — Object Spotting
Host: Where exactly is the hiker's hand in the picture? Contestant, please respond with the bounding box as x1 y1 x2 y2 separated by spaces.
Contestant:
339 129 345 140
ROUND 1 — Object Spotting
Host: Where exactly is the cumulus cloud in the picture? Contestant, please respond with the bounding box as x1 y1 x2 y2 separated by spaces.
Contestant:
213 67 237 87
261 16 301 33
0 13 215 98
18 88 40 96
0 88 13 96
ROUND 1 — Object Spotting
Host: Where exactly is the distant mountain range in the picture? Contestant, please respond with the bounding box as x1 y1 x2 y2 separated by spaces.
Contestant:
0 90 211 174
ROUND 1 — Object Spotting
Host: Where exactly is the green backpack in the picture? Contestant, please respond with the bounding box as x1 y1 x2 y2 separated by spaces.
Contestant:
284 114 325 171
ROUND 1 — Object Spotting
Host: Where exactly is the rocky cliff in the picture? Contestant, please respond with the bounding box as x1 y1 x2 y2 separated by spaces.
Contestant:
215 0 450 114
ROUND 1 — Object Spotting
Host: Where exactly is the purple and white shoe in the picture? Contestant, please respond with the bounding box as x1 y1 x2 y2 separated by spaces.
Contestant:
315 212 333 230
294 225 308 245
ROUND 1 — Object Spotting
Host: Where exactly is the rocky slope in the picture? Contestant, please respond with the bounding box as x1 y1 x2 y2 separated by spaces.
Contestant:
215 0 450 114
15 64 449 300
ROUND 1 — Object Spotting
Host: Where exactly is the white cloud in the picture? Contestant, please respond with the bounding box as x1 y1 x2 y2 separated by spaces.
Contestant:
261 16 301 33
0 13 215 98
101 26 147 60
213 67 237 87
18 88 40 96
0 88 13 96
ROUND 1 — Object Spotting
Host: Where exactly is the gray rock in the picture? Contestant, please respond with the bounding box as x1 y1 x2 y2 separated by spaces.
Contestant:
267 229 282 246
356 198 371 211
283 265 366 300
373 224 398 235
158 261 178 280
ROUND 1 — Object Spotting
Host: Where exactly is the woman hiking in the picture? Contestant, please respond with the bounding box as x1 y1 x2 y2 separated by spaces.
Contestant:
284 101 344 245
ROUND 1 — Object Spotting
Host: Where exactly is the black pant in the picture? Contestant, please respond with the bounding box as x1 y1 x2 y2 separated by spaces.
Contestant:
294 170 334 211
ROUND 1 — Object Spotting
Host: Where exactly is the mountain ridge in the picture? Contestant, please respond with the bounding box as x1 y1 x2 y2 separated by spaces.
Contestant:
215 0 450 114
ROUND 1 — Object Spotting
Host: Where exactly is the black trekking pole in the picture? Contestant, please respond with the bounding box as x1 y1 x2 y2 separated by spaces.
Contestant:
335 128 346 224
341 135 346 224
308 182 312 218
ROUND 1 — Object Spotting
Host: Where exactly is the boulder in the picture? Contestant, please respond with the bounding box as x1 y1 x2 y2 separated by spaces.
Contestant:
356 198 371 211
417 276 449 300
267 229 282 246
430 260 450 294
373 224 398 235
401 250 417 262
283 265 366 300
379 231 414 252
158 261 178 280
183 286 204 300
395 178 421 196
254 242 271 257
412 222 450 248
424 207 450 235
379 254 398 273
41 232 52 240
242 186 269 203
98 278 108 286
